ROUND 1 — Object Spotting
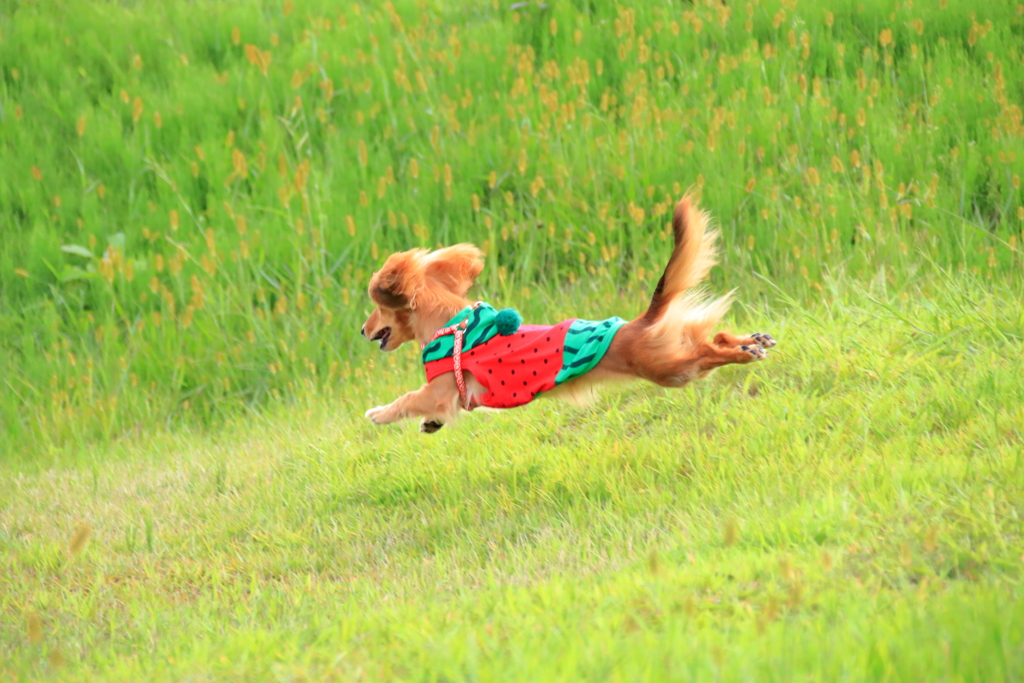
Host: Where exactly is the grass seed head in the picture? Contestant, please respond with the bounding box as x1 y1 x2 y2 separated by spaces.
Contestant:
48 648 65 668
723 518 739 547
26 613 43 644
68 522 93 557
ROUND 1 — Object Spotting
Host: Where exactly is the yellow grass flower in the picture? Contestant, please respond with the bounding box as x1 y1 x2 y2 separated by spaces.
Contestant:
232 149 248 178
69 522 93 556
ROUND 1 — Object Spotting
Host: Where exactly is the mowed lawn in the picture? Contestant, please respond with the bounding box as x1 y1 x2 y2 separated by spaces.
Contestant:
3 281 1024 681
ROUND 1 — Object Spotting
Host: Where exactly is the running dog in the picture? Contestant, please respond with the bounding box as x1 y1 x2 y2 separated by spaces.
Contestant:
361 196 775 432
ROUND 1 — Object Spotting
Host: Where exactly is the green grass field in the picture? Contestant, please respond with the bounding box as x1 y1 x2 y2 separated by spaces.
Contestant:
2 0 1024 679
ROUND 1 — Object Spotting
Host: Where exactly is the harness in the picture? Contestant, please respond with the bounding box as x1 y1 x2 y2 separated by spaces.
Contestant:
425 317 471 409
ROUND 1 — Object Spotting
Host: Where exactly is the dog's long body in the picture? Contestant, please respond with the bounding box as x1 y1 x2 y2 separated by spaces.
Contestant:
361 197 775 433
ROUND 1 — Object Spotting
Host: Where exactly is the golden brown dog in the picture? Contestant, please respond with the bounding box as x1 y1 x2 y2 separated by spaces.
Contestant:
361 196 775 432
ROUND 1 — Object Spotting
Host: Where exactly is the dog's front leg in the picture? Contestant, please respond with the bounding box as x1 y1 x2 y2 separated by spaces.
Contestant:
365 374 460 428
364 398 411 425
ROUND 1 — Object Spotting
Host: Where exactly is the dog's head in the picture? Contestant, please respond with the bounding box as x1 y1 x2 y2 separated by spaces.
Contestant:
362 244 484 352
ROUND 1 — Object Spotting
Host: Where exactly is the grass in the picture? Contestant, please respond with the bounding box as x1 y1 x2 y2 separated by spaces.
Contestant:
2 0 1024 452
2 276 1024 680
3 0 1024 679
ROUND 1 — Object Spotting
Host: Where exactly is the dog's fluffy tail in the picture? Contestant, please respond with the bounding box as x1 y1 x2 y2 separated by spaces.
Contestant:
635 196 732 354
644 197 718 321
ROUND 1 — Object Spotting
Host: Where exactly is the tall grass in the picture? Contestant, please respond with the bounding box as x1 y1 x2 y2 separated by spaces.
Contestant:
1 0 1023 454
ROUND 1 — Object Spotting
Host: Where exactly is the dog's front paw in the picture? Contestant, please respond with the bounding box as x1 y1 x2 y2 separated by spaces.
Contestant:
750 332 776 349
365 406 390 424
420 420 444 434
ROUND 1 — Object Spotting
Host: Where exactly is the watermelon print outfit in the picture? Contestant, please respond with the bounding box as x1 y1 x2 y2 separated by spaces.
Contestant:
421 303 626 410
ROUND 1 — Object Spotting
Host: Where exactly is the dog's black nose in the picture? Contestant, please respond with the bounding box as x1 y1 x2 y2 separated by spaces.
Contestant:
360 325 366 338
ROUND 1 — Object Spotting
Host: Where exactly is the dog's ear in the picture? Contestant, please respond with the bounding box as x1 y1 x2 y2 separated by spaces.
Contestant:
368 250 427 308
424 244 484 297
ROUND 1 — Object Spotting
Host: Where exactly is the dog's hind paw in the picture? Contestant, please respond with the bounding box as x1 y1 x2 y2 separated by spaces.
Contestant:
420 420 444 434
365 406 388 424
750 332 776 349
740 344 768 360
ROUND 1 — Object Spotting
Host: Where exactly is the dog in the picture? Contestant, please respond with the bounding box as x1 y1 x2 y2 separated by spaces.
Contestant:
361 196 775 433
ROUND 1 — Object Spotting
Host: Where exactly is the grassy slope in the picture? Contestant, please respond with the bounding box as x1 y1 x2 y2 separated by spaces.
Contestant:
3 0 1024 679
2 277 1023 681
2 0 1024 452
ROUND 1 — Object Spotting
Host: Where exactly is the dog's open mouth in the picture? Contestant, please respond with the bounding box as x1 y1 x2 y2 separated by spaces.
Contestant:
370 326 392 351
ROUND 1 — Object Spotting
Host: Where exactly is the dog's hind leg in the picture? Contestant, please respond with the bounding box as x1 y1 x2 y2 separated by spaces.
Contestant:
713 331 776 349
680 339 770 381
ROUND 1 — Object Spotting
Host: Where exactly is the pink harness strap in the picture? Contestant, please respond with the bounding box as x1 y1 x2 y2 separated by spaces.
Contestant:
424 318 470 409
